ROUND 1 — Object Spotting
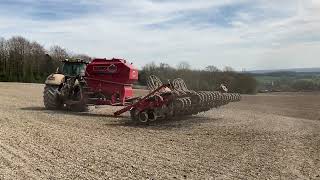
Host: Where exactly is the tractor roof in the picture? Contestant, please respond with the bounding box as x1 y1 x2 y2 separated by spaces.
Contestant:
62 58 89 64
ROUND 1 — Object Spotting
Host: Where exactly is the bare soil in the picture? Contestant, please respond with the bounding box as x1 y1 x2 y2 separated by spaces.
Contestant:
0 82 319 179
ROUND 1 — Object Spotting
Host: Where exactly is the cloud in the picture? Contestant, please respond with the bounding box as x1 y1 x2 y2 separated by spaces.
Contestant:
0 0 319 70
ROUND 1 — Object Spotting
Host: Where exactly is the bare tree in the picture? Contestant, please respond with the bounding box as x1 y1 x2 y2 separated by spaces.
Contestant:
49 45 69 62
177 61 190 70
6 36 31 81
0 38 6 75
159 63 171 70
0 36 95 82
205 65 220 72
139 62 257 93
143 62 157 71
30 41 46 79
223 66 235 72
72 54 91 62
48 45 69 73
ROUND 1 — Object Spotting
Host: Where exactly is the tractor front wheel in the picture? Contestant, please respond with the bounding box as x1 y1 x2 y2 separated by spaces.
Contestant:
43 85 62 110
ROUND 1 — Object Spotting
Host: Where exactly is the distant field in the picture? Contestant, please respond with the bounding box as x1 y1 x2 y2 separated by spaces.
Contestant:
230 92 320 121
255 75 320 84
253 71 320 92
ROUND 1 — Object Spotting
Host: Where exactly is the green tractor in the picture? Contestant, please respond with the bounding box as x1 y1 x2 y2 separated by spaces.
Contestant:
43 59 88 111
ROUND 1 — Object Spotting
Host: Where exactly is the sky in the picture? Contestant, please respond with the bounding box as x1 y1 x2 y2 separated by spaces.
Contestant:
0 0 320 70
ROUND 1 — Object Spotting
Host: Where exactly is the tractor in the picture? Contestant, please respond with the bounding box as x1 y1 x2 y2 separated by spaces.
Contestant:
44 58 138 112
44 58 88 111
44 58 241 124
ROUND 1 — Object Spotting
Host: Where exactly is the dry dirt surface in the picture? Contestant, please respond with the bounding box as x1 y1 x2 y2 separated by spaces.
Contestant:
0 82 319 180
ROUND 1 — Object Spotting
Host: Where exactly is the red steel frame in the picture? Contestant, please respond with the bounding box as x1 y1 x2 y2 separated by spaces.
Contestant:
114 84 173 116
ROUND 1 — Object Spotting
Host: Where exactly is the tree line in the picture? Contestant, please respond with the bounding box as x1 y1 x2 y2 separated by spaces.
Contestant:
0 36 258 94
138 62 257 94
0 36 89 83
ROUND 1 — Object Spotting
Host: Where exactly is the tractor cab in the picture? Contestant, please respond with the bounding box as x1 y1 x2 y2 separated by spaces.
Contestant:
60 59 88 77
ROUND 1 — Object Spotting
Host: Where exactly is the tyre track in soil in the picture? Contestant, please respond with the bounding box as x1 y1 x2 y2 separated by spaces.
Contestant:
0 82 320 179
0 143 38 180
0 110 140 179
0 83 226 179
0 117 98 179
207 108 320 179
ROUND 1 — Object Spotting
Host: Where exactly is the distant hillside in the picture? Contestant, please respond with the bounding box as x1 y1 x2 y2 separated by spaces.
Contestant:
252 70 320 92
249 68 320 74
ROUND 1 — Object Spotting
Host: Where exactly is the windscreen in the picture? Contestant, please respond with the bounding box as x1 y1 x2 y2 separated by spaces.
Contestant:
62 63 86 76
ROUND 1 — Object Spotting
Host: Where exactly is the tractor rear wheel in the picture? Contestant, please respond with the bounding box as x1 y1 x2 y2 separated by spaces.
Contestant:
43 85 62 110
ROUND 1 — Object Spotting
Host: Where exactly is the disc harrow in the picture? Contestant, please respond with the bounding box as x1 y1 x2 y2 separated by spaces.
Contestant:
114 75 241 124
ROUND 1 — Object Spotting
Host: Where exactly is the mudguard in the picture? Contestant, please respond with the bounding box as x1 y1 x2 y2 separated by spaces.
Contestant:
45 74 65 85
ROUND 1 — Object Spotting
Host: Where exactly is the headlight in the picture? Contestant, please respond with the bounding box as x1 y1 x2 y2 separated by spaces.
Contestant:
48 76 55 80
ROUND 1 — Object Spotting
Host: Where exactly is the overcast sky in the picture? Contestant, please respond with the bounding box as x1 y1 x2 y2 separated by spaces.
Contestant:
0 0 319 70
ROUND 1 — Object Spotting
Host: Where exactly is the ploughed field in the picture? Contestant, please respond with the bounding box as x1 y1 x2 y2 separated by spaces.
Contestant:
0 82 319 179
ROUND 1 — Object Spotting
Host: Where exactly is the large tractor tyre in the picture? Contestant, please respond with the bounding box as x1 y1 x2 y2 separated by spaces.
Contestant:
43 85 62 110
